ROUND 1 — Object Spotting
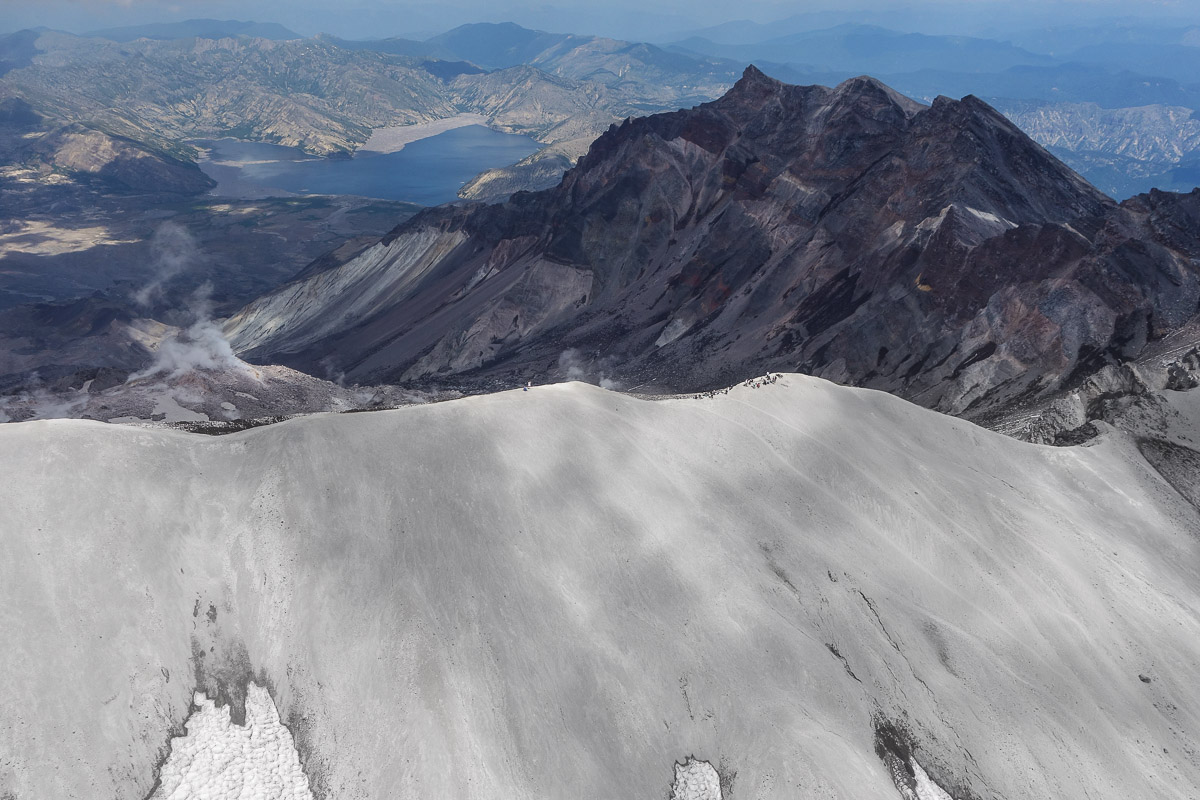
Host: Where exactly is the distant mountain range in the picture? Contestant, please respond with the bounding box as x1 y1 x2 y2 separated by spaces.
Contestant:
0 23 741 202
223 68 1200 419
995 101 1200 197
83 18 302 42
6 19 1200 201
671 24 1057 74
669 20 1200 87
0 28 38 76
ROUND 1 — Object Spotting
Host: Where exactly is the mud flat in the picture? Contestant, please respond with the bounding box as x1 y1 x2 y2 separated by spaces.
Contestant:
358 114 492 154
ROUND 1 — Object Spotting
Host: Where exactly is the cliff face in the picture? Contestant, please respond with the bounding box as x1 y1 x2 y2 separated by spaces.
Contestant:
226 67 1200 416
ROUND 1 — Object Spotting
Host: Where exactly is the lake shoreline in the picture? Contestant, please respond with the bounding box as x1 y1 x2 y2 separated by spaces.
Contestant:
358 114 493 155
190 126 541 205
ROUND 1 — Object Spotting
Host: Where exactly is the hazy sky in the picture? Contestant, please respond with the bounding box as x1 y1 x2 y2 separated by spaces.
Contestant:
3 0 1198 41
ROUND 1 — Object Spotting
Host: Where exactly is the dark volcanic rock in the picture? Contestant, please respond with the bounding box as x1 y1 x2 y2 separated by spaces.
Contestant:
0 295 153 392
225 67 1200 415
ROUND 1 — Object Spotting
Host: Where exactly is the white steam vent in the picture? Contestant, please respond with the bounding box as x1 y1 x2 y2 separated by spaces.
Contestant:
151 682 313 800
671 757 723 800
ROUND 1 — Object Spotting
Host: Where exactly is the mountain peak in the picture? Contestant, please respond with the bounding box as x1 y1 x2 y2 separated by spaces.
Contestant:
834 74 889 92
724 63 784 98
829 74 928 118
739 63 775 84
719 68 925 121
226 71 1171 417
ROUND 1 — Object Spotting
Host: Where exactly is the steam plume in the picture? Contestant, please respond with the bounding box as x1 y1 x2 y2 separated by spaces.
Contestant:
132 222 201 309
128 284 251 382
558 348 622 390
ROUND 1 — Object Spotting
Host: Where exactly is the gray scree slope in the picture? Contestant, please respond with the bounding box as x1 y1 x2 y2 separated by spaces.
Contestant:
1 377 1199 798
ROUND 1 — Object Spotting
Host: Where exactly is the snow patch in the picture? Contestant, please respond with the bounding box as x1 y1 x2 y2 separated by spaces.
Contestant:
671 757 722 800
656 318 691 347
916 204 1016 237
962 205 1016 229
912 760 957 800
150 682 312 800
149 387 211 423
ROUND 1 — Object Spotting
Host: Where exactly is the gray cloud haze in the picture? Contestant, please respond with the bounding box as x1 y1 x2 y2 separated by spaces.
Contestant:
4 0 1199 41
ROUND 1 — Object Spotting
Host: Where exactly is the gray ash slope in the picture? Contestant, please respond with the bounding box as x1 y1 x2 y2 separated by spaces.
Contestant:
225 66 1200 418
4 377 1200 799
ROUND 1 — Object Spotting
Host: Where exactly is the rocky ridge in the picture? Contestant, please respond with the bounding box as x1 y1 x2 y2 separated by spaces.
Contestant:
4 377 1199 799
225 67 1200 419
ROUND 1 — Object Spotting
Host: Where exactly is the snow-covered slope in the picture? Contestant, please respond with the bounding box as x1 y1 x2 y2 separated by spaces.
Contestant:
1 376 1198 799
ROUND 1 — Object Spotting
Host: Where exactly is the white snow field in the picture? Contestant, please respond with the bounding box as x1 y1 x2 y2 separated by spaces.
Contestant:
671 757 723 800
1 376 1198 799
150 683 313 800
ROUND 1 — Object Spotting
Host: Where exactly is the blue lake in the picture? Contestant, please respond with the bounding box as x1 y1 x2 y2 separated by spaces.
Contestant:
196 125 541 205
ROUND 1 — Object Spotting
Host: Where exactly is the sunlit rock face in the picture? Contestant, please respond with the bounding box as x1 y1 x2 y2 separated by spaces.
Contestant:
150 683 313 800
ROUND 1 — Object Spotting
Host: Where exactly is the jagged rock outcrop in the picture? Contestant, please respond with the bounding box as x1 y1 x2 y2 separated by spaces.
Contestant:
225 67 1200 416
